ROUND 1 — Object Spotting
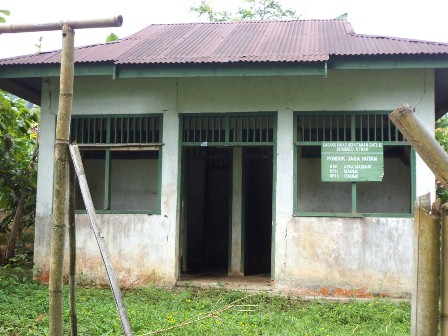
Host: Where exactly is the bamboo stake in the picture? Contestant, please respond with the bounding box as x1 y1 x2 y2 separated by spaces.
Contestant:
0 16 122 33
411 194 440 336
69 144 133 336
389 104 448 186
48 24 74 336
68 162 77 336
442 203 448 335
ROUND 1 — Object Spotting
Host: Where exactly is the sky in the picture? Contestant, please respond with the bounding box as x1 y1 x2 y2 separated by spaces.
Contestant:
0 0 447 59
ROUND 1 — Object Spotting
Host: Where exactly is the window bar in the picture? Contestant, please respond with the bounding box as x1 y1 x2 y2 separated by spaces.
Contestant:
316 115 319 142
258 116 262 142
145 117 149 143
155 117 159 143
106 117 111 144
307 115 312 142
230 116 234 142
351 114 356 140
359 115 363 141
209 116 213 143
119 118 123 143
87 119 91 144
388 116 391 141
81 119 86 144
133 117 136 143
336 115 339 141
322 115 325 141
204 116 208 143
126 118 130 143
104 148 111 210
262 116 266 142
225 115 230 143
374 114 377 142
239 116 243 142
92 118 97 143
394 121 399 142
195 116 199 143
343 115 346 141
200 116 203 143
329 115 333 140
381 115 384 141
367 115 370 141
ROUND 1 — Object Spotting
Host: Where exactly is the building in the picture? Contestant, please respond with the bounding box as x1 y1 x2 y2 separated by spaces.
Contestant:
1 19 448 296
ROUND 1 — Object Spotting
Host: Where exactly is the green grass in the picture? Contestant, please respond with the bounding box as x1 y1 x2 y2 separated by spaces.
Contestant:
0 267 410 336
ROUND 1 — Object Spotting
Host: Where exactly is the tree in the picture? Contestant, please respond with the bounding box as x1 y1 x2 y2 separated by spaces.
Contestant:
190 0 298 22
0 91 39 265
0 9 10 23
436 114 448 203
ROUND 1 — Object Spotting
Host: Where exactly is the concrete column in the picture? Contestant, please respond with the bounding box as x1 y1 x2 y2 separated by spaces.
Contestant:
229 147 243 276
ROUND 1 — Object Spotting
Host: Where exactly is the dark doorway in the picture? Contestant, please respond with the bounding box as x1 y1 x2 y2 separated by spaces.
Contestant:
243 147 273 275
182 147 231 275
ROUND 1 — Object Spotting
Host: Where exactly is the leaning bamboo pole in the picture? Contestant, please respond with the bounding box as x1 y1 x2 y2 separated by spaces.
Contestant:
48 24 75 336
69 144 133 336
389 104 448 186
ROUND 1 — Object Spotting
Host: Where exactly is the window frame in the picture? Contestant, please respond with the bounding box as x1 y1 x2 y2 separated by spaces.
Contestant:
71 114 163 215
293 111 415 218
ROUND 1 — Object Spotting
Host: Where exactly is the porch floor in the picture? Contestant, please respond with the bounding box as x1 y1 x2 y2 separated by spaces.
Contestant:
177 274 273 292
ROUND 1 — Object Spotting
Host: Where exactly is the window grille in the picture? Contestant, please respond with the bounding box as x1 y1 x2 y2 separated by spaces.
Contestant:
296 113 405 144
181 114 275 145
71 115 161 144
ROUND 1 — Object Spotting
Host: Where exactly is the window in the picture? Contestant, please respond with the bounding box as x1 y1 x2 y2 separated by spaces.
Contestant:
294 112 414 217
180 113 276 146
71 115 162 213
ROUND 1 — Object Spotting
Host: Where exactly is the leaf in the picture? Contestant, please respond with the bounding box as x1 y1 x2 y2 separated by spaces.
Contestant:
106 33 119 43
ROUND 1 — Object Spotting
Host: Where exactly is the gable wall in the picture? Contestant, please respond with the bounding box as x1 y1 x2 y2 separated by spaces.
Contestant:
34 69 434 293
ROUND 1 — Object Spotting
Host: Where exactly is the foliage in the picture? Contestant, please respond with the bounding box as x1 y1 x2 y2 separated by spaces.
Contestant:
0 267 410 335
0 9 10 23
0 91 39 235
190 0 298 22
106 32 119 43
436 114 448 203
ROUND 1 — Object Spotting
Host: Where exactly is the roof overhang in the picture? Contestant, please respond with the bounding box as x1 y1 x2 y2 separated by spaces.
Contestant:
1 55 448 110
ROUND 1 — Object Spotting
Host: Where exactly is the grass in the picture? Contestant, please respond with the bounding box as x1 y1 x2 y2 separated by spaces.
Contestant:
0 266 410 336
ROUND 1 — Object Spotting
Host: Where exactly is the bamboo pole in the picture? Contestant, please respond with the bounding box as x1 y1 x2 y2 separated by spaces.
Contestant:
69 143 133 336
0 16 122 33
411 194 440 336
389 104 448 186
68 162 77 336
442 203 448 335
48 24 74 336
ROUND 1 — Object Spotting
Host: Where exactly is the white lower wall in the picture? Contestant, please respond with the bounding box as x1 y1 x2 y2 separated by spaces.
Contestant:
34 214 176 286
274 217 413 295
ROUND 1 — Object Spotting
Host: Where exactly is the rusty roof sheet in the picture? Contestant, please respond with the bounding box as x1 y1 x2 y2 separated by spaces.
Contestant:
2 19 448 66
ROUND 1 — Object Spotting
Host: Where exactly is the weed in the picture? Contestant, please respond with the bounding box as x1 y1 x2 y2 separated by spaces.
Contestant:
0 269 411 335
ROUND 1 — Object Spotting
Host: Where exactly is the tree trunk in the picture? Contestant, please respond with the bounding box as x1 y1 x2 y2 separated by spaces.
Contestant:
48 24 75 336
1 134 39 266
1 194 26 265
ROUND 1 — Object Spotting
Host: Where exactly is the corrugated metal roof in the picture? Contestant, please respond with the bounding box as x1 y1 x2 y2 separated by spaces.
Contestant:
2 19 448 66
